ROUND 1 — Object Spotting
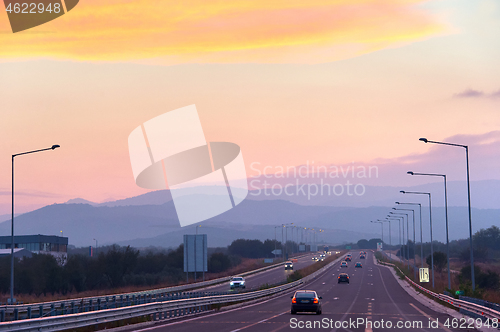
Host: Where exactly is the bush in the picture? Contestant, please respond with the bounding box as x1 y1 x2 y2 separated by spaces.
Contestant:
208 253 232 273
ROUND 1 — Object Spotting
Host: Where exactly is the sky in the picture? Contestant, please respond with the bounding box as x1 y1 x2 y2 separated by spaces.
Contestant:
0 0 499 215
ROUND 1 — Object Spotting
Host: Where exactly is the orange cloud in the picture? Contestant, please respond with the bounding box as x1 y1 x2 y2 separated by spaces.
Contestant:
0 0 447 63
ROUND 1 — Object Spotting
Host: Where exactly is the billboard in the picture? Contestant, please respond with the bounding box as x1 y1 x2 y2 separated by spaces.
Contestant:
298 245 306 252
377 242 383 251
183 234 207 273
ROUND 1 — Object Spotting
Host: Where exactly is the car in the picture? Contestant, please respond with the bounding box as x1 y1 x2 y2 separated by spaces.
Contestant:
341 261 348 268
355 262 362 268
345 256 351 261
290 258 298 263
312 257 319 261
335 251 340 254
291 290 322 314
230 276 246 289
320 254 325 258
360 255 365 259
338 273 349 283
363 251 367 255
285 261 294 270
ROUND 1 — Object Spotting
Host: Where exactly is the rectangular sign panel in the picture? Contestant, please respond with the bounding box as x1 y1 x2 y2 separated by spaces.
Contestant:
298 245 306 252
183 234 207 273
419 268 430 282
271 249 282 255
377 242 383 251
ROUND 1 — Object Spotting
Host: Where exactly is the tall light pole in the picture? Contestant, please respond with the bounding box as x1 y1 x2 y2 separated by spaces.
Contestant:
394 207 416 280
396 202 423 269
378 219 391 246
370 221 383 244
387 216 403 244
401 190 435 288
11 144 60 304
408 171 451 290
420 137 474 291
390 212 409 268
282 223 293 260
387 216 403 260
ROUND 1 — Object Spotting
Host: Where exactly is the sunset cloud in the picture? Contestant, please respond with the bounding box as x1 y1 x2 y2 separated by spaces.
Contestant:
0 0 447 63
454 88 500 99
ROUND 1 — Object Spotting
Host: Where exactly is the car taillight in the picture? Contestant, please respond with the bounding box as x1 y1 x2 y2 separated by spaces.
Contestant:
292 298 296 304
338 276 340 278
313 298 319 304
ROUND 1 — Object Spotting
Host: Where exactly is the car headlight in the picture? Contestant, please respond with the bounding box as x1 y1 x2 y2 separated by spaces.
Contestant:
241 281 245 284
230 282 234 285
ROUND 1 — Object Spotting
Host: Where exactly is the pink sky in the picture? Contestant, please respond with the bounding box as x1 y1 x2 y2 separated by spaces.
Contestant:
0 0 499 215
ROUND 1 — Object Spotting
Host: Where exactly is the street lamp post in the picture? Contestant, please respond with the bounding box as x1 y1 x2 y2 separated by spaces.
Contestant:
10 144 60 304
408 171 451 290
401 190 435 288
387 216 403 260
397 202 423 269
387 216 402 244
378 220 391 246
394 207 417 280
391 212 409 268
370 221 383 244
420 137 474 291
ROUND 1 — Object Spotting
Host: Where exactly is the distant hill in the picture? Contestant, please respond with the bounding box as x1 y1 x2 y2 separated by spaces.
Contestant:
62 180 500 210
1 196 499 248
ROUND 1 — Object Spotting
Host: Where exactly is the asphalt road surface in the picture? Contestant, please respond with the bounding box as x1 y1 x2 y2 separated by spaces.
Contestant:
136 251 475 332
202 253 323 293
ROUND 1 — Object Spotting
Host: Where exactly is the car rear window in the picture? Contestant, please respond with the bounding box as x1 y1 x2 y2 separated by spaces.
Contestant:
295 292 315 299
233 277 243 281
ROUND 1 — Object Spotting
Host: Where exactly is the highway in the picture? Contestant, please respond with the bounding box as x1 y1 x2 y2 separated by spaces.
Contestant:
132 251 471 332
202 253 322 293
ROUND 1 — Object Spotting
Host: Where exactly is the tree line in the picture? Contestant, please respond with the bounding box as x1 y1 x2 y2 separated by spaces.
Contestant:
0 238 285 297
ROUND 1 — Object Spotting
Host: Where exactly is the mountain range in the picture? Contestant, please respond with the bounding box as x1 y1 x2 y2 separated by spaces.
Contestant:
0 181 498 248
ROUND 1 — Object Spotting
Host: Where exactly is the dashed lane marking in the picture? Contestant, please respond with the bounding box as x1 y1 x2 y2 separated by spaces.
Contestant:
229 311 288 332
409 303 453 332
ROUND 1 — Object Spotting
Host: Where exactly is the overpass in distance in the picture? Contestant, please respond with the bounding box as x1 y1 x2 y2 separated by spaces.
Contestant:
120 251 471 332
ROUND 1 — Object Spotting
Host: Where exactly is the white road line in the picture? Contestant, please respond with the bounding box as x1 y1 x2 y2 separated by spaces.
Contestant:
409 303 453 332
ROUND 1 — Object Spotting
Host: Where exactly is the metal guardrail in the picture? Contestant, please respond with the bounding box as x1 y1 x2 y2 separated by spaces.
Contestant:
377 260 500 322
0 253 311 322
0 252 342 331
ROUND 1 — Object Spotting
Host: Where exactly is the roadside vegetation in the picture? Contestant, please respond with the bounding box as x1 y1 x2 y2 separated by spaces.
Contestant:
0 238 307 304
371 225 500 304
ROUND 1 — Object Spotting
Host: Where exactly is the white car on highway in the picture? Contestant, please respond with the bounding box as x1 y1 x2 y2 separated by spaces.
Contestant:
230 276 246 289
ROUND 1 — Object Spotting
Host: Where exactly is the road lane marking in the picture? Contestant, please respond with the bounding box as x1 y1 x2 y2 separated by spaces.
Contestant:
136 253 341 331
229 311 288 332
409 303 453 332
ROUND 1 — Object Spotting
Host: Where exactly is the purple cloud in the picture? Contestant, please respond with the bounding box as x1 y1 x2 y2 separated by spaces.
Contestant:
490 90 500 98
454 89 485 98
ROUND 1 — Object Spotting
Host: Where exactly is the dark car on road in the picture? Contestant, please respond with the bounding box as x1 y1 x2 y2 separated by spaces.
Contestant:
355 262 362 268
360 254 366 259
338 273 350 283
291 290 322 314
